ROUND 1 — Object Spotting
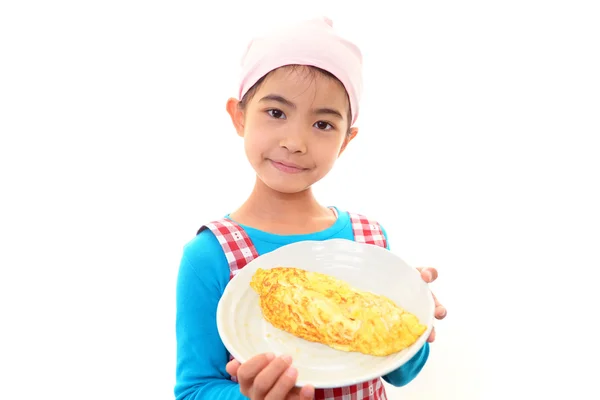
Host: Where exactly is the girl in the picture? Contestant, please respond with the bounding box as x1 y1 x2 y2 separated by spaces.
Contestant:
175 17 447 400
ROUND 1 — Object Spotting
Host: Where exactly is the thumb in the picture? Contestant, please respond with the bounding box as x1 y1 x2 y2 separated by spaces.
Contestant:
226 359 241 377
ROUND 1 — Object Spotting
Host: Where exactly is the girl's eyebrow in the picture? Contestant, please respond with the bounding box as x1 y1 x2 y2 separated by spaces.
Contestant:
260 94 296 109
259 94 344 120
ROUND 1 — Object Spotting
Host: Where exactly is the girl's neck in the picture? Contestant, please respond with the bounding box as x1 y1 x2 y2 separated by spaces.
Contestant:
229 177 336 235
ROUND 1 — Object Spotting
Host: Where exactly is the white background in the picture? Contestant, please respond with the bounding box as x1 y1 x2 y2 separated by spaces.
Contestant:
1 1 599 399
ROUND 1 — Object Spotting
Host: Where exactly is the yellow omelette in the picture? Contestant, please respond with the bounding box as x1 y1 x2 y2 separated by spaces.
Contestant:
250 267 427 357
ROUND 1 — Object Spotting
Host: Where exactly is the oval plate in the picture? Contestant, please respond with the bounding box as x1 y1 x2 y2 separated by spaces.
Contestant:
216 238 435 389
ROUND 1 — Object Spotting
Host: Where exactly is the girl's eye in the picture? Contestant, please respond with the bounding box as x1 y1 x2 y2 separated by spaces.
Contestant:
267 109 286 119
314 121 333 130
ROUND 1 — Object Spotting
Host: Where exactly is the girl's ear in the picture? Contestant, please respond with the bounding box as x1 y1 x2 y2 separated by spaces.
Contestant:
226 97 245 137
339 127 359 156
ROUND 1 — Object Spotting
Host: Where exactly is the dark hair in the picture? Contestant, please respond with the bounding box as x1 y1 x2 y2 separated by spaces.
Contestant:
238 65 353 135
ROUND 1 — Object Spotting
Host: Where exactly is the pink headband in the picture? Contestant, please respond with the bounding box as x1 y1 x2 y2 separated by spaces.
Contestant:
237 17 363 125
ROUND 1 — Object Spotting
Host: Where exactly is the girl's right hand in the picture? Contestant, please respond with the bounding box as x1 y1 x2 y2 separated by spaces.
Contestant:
226 353 315 400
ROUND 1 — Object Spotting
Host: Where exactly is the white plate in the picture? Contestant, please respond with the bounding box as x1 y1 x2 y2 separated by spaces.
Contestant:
216 238 435 389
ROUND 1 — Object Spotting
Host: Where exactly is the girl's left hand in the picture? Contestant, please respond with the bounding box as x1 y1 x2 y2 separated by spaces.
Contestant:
417 267 447 343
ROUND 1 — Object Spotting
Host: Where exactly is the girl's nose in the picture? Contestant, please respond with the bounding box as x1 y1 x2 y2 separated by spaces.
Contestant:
279 128 308 154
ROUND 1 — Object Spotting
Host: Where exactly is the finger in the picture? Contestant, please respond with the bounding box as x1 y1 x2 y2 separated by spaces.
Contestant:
431 291 447 319
237 353 275 394
253 354 294 399
418 267 438 283
428 326 436 343
264 363 299 400
281 384 315 400
435 304 447 320
226 359 241 377
281 387 302 400
299 385 315 400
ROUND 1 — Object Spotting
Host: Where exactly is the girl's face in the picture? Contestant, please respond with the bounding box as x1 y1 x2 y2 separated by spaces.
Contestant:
227 67 357 194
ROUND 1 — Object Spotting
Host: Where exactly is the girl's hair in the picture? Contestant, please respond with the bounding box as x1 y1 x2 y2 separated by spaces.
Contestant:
237 65 353 136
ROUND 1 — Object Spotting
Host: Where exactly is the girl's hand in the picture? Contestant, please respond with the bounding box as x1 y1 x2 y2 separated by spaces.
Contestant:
417 267 447 343
226 353 315 399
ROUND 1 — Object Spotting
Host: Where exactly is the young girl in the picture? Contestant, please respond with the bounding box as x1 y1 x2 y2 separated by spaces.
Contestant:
175 17 447 400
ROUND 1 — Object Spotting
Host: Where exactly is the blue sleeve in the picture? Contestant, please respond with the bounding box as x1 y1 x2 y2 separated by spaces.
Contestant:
378 222 431 387
174 232 246 400
382 342 430 386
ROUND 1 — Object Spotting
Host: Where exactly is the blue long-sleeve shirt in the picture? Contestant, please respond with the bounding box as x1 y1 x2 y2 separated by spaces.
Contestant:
174 208 430 399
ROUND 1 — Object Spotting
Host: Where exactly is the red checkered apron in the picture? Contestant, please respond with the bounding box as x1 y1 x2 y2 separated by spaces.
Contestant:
198 209 388 400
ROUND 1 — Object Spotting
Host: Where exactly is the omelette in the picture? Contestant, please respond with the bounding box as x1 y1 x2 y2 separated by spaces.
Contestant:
249 267 427 357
